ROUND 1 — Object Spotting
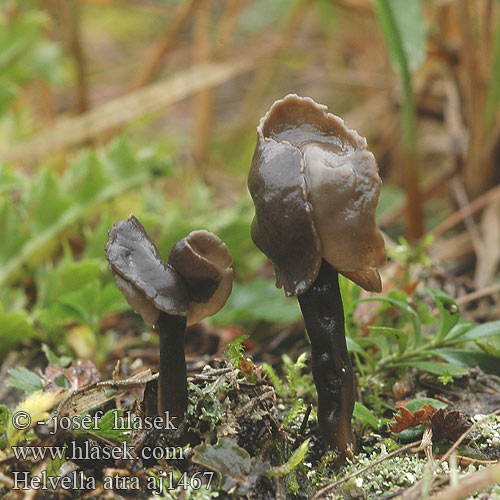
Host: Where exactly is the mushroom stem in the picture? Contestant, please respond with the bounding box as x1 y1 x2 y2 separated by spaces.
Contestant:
157 311 188 422
297 259 355 457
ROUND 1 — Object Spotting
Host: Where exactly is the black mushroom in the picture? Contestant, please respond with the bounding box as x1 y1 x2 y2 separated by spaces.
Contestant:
105 215 232 422
248 94 386 457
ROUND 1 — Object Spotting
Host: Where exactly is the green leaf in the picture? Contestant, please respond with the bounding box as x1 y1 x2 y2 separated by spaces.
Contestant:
209 278 301 327
0 404 9 449
404 398 447 413
374 0 419 154
393 360 468 377
446 322 474 341
353 402 379 430
358 296 421 345
45 281 127 331
387 0 427 71
224 335 248 366
41 344 72 368
0 163 25 193
0 138 169 287
346 337 376 367
261 363 286 399
6 367 43 393
35 258 103 310
0 307 39 354
433 348 500 376
427 288 460 343
269 438 310 477
75 410 130 443
368 326 408 355
463 321 500 341
392 397 447 440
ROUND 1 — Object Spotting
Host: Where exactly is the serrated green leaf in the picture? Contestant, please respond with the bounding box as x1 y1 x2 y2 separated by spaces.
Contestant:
27 168 71 234
46 281 127 331
0 307 38 354
6 367 43 393
35 258 103 310
0 138 168 287
224 334 248 366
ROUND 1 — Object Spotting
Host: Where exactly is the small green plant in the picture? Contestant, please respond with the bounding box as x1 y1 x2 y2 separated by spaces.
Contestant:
348 285 500 381
224 334 248 366
262 353 315 428
386 235 433 285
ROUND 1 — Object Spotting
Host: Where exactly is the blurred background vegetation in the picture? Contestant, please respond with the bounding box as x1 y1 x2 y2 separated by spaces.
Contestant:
0 0 499 373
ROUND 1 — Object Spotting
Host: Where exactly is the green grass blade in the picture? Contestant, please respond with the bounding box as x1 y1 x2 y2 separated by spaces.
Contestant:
374 0 417 153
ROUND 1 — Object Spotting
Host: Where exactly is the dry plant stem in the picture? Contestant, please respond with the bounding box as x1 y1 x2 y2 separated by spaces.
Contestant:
428 462 500 500
214 0 247 59
432 183 500 237
311 439 422 500
2 56 258 164
234 0 311 132
297 260 355 457
455 282 500 306
157 311 188 421
193 0 213 169
63 0 88 114
457 0 489 198
450 176 485 259
131 0 197 90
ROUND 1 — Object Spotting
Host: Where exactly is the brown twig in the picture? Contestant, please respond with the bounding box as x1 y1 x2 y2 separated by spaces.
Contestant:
455 282 500 306
214 0 247 60
233 0 312 134
131 0 197 90
428 462 500 500
432 183 500 237
192 0 213 169
450 176 485 259
62 0 89 114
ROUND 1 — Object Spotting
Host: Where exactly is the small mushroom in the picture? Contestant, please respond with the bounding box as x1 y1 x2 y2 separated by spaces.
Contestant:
105 215 233 421
248 94 386 457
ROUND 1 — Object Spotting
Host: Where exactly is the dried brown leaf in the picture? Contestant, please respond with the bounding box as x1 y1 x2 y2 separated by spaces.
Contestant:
431 408 471 443
389 404 437 433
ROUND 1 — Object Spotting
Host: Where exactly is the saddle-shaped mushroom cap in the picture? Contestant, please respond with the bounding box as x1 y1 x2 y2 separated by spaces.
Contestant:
105 215 188 325
105 216 233 326
169 230 233 325
248 94 386 296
